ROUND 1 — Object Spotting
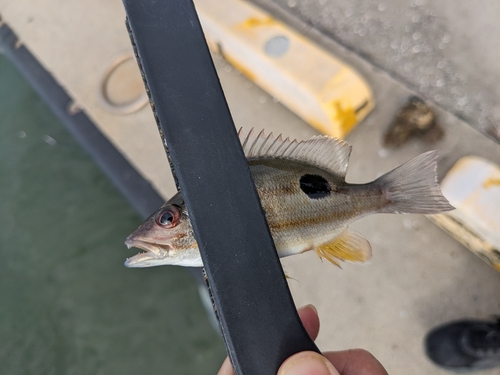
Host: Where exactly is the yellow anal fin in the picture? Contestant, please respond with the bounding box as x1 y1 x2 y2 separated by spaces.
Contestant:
315 228 372 267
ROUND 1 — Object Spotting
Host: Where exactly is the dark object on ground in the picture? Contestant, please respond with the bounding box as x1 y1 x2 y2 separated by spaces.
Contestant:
383 96 444 147
425 317 500 372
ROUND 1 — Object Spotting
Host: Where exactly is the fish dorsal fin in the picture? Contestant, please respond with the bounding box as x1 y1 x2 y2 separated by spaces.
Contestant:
315 228 372 267
238 128 352 179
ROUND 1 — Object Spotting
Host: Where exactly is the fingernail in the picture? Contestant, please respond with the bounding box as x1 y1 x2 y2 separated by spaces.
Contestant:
298 304 318 316
305 304 318 316
279 352 338 375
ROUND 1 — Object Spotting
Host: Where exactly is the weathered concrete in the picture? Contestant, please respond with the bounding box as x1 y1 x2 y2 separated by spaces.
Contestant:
256 0 500 142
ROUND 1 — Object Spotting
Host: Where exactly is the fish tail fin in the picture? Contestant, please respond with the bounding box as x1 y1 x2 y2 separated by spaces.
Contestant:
376 150 454 214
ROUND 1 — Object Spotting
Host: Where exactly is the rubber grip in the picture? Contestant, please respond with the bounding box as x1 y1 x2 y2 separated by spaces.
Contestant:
122 0 320 374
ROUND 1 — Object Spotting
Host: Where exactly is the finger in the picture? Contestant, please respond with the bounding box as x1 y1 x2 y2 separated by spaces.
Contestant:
278 351 340 375
323 349 388 375
217 305 320 375
297 304 320 341
216 356 234 375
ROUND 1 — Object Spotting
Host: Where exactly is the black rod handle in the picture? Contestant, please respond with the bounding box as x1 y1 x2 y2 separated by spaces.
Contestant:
122 1 320 373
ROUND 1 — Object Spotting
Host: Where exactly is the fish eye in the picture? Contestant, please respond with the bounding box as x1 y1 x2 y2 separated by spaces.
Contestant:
155 206 180 228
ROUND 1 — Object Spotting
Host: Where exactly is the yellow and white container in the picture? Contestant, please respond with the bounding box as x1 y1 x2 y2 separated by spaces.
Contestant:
429 156 500 271
195 0 374 138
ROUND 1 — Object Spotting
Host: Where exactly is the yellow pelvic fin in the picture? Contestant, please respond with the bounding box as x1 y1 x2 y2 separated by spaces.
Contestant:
315 228 372 267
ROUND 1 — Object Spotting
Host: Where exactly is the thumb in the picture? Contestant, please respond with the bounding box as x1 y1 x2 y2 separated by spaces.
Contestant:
278 351 340 375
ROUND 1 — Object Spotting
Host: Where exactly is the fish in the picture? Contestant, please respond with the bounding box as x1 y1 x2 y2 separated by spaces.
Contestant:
124 129 454 268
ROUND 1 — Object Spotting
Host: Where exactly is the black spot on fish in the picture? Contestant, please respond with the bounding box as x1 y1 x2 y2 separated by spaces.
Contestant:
300 174 331 199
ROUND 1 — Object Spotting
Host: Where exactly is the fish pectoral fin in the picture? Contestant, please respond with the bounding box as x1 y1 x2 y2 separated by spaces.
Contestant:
315 228 372 267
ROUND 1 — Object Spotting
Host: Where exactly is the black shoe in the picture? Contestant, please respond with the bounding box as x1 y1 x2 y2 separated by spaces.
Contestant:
425 317 500 372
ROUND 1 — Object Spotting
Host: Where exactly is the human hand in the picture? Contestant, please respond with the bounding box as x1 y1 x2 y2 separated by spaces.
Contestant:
217 305 388 375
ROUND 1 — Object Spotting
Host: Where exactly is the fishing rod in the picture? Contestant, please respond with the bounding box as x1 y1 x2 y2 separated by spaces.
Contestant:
121 0 319 374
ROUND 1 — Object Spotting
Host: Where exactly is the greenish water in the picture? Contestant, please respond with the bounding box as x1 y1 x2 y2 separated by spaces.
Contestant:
0 55 226 374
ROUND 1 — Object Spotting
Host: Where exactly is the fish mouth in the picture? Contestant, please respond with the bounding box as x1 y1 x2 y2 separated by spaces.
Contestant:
124 238 171 268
